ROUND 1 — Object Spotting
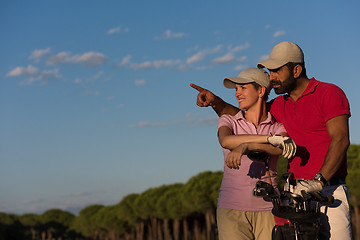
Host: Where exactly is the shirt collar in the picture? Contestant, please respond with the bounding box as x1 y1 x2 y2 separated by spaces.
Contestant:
234 110 275 124
283 77 319 101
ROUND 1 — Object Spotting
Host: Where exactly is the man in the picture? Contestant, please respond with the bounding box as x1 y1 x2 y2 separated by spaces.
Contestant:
191 41 352 239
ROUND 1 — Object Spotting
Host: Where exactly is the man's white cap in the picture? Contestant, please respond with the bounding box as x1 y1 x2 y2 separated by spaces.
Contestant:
257 41 304 70
223 67 270 89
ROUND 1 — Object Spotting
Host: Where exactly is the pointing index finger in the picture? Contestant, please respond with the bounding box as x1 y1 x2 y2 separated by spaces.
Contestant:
190 83 205 92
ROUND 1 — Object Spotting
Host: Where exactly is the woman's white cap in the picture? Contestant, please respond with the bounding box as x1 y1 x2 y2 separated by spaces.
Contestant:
223 67 270 89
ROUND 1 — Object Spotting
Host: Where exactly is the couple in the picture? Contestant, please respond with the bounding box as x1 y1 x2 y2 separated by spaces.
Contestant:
191 41 352 240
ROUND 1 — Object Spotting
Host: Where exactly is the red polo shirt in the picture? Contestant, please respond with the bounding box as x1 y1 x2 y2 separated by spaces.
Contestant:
270 78 351 179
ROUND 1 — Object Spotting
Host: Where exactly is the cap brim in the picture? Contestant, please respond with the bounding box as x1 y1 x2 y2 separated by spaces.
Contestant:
257 58 287 70
223 77 254 89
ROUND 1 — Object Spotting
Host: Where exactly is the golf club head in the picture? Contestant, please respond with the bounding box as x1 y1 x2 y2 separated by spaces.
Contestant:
281 172 295 184
255 180 272 188
310 191 335 206
281 191 302 200
247 151 269 164
300 190 313 201
253 181 278 198
253 187 267 197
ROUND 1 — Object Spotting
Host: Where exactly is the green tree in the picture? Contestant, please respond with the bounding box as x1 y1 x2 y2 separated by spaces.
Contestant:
19 213 40 240
134 185 172 240
0 213 25 240
183 171 220 240
41 209 75 240
71 204 104 239
347 144 360 240
117 193 139 240
155 183 184 240
92 205 128 240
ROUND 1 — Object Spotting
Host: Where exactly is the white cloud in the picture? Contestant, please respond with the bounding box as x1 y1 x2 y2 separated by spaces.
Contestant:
213 53 247 65
177 63 190 71
39 69 61 79
211 43 248 65
228 43 250 53
155 29 185 40
87 71 104 82
234 64 247 71
186 52 205 64
107 26 129 35
83 87 100 96
118 55 132 67
213 52 234 64
74 78 82 84
273 30 286 38
130 61 152 69
135 79 146 86
153 59 181 68
29 47 51 62
46 52 70 65
259 55 269 61
129 59 181 69
7 65 39 77
47 51 107 66
187 45 200 53
186 45 222 64
75 52 108 66
19 68 61 86
265 24 271 29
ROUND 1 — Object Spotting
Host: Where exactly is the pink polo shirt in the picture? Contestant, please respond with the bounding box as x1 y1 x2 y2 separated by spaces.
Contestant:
217 111 286 212
270 78 351 179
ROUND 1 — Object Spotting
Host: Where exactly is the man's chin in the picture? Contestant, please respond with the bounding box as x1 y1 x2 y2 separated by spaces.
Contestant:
274 88 286 95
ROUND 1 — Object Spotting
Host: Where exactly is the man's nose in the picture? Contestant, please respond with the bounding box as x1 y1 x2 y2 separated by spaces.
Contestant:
269 72 276 81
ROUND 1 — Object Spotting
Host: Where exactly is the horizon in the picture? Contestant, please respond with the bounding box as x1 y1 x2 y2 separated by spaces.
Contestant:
1 0 359 215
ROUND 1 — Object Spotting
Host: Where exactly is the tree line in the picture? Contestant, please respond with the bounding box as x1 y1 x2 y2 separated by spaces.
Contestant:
1 145 359 240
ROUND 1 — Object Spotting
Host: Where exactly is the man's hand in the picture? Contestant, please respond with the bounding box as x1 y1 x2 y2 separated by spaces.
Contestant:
190 83 216 107
267 135 297 159
293 180 323 195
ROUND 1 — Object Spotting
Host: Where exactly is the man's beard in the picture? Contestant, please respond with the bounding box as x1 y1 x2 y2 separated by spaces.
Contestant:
272 75 297 95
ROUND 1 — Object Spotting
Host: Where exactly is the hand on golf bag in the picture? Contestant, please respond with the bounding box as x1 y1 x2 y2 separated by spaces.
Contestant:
294 180 323 195
267 135 297 159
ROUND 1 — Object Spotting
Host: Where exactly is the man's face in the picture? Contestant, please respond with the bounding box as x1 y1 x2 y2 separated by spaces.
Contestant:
269 65 297 95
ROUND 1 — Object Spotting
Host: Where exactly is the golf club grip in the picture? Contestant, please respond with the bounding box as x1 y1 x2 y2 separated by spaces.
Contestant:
312 191 334 205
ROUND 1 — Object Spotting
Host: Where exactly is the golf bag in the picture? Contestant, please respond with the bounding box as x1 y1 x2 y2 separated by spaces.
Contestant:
271 205 320 240
253 178 335 240
249 150 334 240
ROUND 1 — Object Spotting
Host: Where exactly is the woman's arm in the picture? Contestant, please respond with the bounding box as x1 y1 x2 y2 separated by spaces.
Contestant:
218 126 288 150
226 142 283 169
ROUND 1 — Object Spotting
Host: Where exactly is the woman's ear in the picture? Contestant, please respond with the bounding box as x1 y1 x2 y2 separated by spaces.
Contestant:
259 86 266 98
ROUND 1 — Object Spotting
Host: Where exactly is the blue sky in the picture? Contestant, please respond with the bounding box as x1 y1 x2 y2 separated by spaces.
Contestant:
1 1 359 215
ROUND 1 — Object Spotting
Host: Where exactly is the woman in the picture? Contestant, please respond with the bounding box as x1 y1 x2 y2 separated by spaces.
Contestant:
216 68 296 240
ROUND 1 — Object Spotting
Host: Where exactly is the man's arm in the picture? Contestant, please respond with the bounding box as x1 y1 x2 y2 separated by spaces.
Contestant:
190 83 239 116
318 115 350 181
218 126 289 150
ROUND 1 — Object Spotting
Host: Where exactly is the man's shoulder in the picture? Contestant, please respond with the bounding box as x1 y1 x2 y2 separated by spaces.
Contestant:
312 78 346 94
268 95 287 106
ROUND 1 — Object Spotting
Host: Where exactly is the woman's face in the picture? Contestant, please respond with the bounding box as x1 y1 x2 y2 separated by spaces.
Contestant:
235 83 263 109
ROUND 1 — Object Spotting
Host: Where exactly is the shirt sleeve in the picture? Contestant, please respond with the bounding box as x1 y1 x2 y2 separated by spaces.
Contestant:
217 114 234 131
321 84 351 122
273 122 287 135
